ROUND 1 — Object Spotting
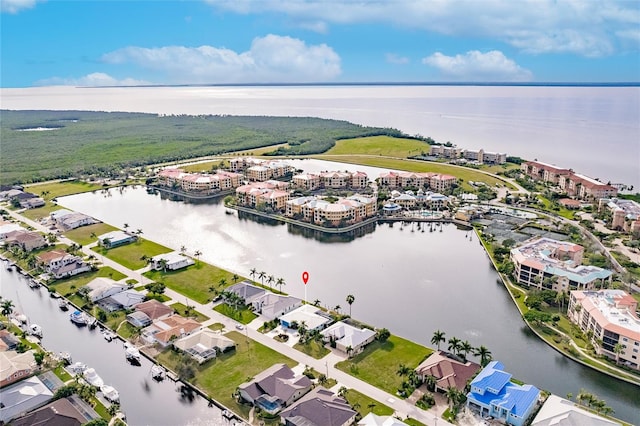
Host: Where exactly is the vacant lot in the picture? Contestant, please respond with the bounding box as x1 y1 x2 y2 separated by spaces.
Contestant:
325 136 431 158
64 223 118 246
93 238 172 270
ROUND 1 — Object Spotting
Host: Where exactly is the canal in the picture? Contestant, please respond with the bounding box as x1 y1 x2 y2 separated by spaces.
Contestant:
0 266 224 426
55 169 640 424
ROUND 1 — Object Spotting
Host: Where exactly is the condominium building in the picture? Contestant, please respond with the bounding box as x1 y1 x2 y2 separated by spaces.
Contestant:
285 194 376 225
521 161 617 200
568 290 640 370
233 158 293 181
520 161 572 185
598 198 640 234
235 181 290 211
510 237 612 291
291 171 369 191
462 149 507 164
378 171 456 192
157 168 242 193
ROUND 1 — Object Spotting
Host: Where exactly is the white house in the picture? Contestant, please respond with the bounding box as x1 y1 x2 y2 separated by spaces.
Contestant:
149 252 194 271
97 230 137 248
83 277 128 303
252 293 302 320
0 376 53 423
321 321 376 355
279 305 332 331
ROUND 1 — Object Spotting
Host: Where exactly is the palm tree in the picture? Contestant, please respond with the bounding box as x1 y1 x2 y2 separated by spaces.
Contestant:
445 386 461 410
460 340 473 361
431 330 446 351
267 275 275 290
249 268 257 282
346 294 355 317
135 228 143 236
276 277 285 293
447 337 461 355
334 305 341 314
613 343 624 365
396 364 410 377
232 274 239 283
219 277 227 288
258 271 266 286
180 245 187 254
194 250 202 264
123 223 130 231
159 258 168 272
346 345 353 358
473 345 493 367
313 299 321 306
424 374 437 392
1 299 15 316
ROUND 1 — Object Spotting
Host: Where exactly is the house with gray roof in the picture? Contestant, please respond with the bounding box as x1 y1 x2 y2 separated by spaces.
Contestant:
0 375 53 423
321 321 376 356
227 281 267 305
252 293 302 320
238 363 312 415
126 311 152 328
280 387 357 426
173 329 236 364
99 289 146 312
82 277 128 303
531 394 620 426
97 230 137 248
10 397 97 426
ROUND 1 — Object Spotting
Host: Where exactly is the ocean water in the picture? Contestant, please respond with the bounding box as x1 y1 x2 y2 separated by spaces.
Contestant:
1 85 638 188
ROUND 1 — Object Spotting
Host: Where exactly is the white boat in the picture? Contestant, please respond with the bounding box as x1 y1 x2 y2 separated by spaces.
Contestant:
69 361 87 374
15 313 27 324
60 352 72 364
29 324 43 338
83 368 104 388
125 346 141 363
103 329 116 342
87 317 98 328
101 385 120 403
69 310 88 325
28 279 39 288
58 299 69 311
151 364 165 381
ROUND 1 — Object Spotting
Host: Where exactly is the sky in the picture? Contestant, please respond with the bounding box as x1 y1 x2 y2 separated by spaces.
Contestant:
1 0 639 87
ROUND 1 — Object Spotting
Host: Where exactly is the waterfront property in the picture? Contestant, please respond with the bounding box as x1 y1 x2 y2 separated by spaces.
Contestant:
358 413 408 426
226 281 267 305
598 198 640 235
0 376 53 423
292 170 369 190
173 329 236 364
238 363 312 414
3 230 47 252
126 311 152 328
141 314 202 347
510 237 612 291
10 397 97 426
0 221 26 242
48 209 97 230
378 171 457 192
321 321 376 356
0 330 20 351
149 251 194 271
36 249 91 280
133 299 174 321
99 289 146 311
568 289 640 370
157 168 242 194
414 350 481 393
82 277 128 303
530 394 621 426
97 230 137 248
251 293 303 320
279 305 333 331
0 350 36 387
279 387 357 426
235 181 291 211
388 189 449 210
285 194 377 226
430 145 507 165
466 361 540 426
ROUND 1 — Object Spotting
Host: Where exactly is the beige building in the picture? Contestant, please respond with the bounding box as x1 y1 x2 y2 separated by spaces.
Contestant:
236 181 290 211
286 194 376 225
158 168 241 193
598 198 640 233
568 290 640 370
379 171 456 192
0 351 35 387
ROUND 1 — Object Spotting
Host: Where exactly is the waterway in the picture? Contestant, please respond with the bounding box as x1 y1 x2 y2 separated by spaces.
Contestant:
55 181 640 423
0 266 224 426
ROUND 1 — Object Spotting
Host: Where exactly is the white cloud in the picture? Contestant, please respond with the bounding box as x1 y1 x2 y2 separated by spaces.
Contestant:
385 53 409 65
205 0 640 57
422 50 533 82
34 72 149 87
1 0 41 13
101 34 341 84
297 20 328 34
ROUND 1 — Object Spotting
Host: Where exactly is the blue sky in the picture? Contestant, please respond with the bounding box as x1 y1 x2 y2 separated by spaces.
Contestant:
1 0 639 87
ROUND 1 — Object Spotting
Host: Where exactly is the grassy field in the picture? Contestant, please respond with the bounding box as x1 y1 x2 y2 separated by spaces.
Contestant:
156 330 296 420
20 202 66 221
25 180 105 200
343 388 394 417
63 222 118 246
92 238 172 270
49 266 126 299
213 303 258 324
144 262 240 304
169 302 210 323
208 323 225 331
325 136 431 158
315 155 514 191
335 335 432 396
293 339 331 359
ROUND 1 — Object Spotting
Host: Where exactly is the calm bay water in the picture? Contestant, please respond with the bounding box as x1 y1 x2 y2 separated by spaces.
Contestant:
56 177 640 424
1 85 639 188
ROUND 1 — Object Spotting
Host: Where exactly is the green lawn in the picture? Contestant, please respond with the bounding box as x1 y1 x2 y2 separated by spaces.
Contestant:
25 180 105 200
144 262 240 304
92 309 127 332
49 266 126 298
20 202 66 221
293 339 331 359
63 222 118 246
208 323 225 331
93 238 172 270
344 388 394 417
404 419 427 426
156 330 296 420
325 136 430 158
213 303 258 324
335 335 432 396
314 155 514 191
169 302 210 323
117 322 138 339
537 196 577 220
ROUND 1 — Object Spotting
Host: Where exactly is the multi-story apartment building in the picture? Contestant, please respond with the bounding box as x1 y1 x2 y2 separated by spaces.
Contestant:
520 161 572 185
292 174 321 191
292 171 369 191
235 181 290 211
230 157 293 181
568 290 640 370
285 194 376 226
158 169 242 193
521 161 617 200
598 198 640 233
510 237 612 291
378 171 457 192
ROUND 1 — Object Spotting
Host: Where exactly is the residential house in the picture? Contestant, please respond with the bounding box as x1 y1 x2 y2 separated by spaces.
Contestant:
49 260 91 280
19 197 45 209
252 293 302 320
0 376 54 423
10 397 96 426
134 299 174 321
466 361 540 426
321 321 376 356
100 290 146 311
530 394 621 426
173 329 236 364
97 230 137 248
226 281 267 306
510 237 612 291
415 350 481 393
279 305 332 332
0 350 36 387
568 290 640 370
126 311 152 328
280 387 357 426
0 222 24 242
36 249 75 271
238 363 313 415
0 330 20 352
82 277 128 303
358 413 409 426
50 210 96 230
142 314 202 347
4 230 47 252
149 252 194 271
